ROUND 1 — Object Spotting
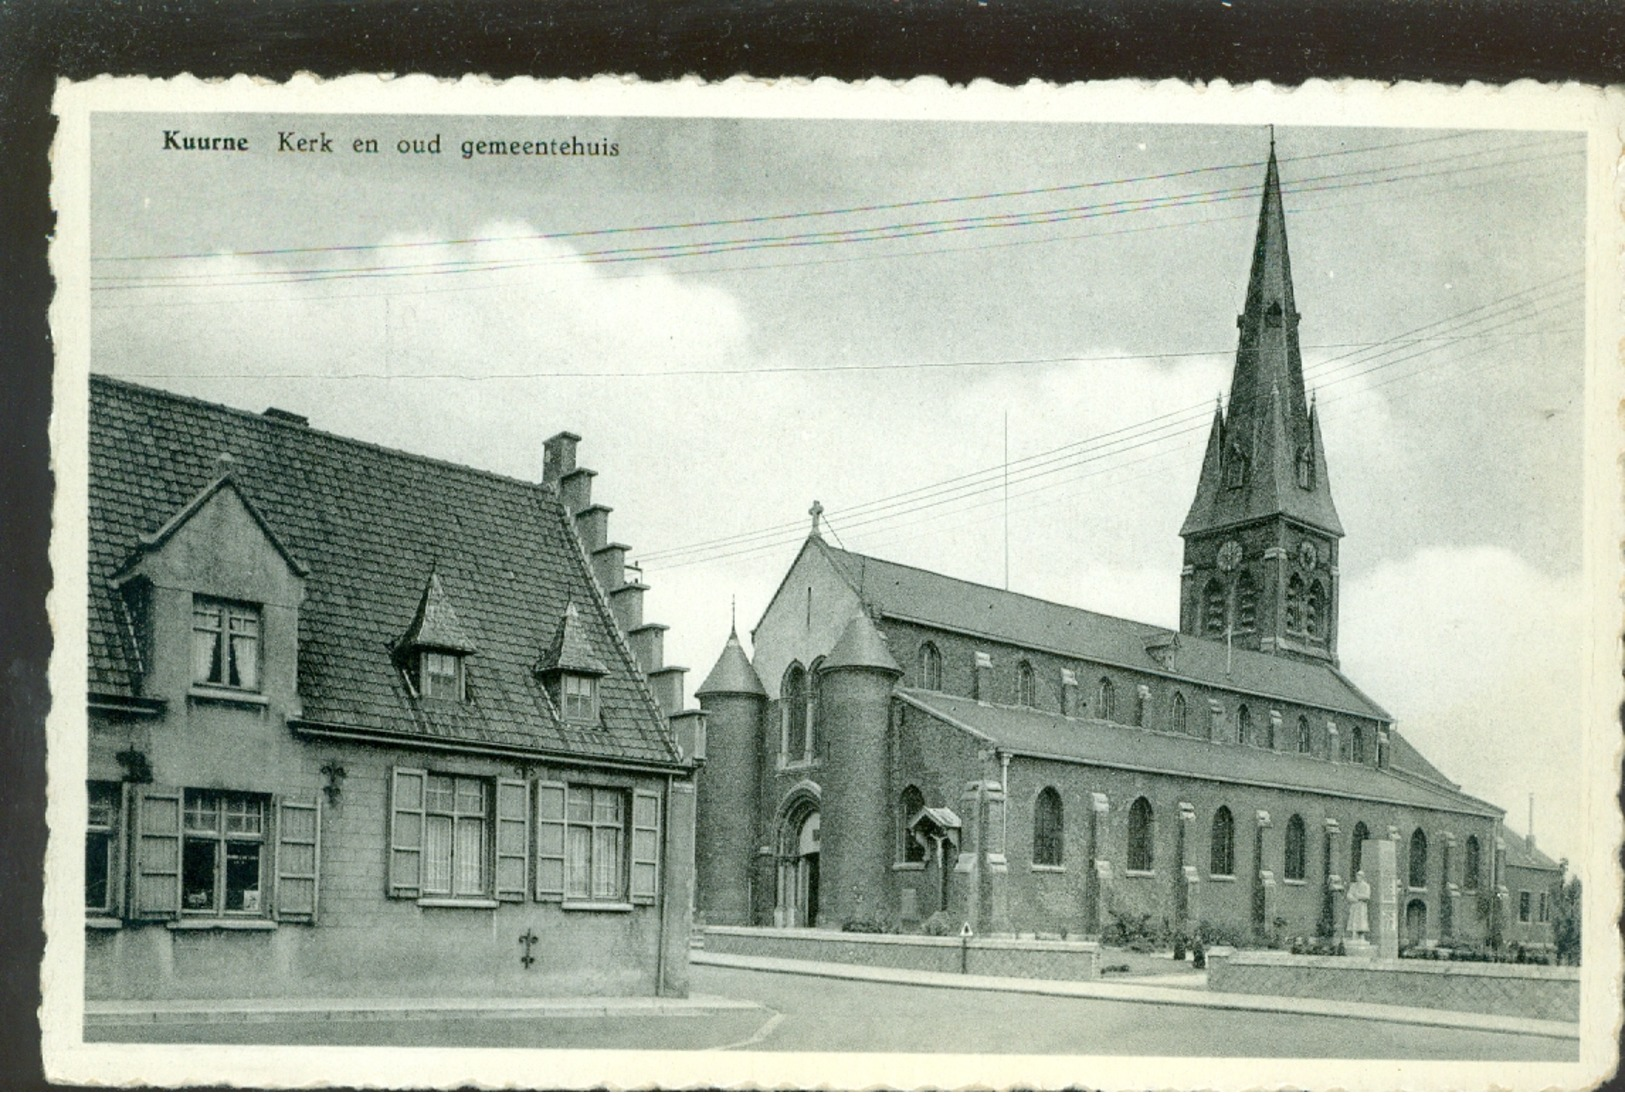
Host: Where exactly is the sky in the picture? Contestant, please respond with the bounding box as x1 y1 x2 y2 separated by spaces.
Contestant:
88 112 1589 865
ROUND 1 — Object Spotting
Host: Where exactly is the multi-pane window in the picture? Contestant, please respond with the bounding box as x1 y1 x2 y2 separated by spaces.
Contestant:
1126 797 1154 872
1096 678 1116 722
1210 806 1235 876
420 651 465 700
1463 836 1481 890
192 597 260 690
1518 890 1532 923
424 775 488 897
1297 715 1312 753
182 790 267 916
783 664 808 759
86 781 120 912
566 786 626 900
1017 661 1037 708
1170 691 1187 735
1032 787 1063 867
562 674 598 722
1237 704 1252 745
1284 814 1307 882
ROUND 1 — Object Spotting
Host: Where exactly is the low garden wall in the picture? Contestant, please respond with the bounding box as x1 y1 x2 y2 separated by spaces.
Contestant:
1206 949 1579 1022
702 926 1099 982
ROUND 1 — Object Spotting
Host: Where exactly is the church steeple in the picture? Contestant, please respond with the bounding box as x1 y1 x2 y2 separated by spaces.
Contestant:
1178 137 1343 663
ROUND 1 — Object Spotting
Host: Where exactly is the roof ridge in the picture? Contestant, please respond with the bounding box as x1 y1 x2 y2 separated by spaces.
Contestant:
823 541 1340 679
92 373 549 493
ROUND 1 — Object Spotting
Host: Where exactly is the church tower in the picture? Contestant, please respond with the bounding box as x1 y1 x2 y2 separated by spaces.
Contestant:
1179 139 1344 664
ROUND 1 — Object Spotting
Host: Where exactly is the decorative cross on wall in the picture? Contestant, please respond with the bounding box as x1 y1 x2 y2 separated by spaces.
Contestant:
518 930 539 969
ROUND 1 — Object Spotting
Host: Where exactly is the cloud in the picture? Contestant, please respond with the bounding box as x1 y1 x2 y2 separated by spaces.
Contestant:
1340 546 1585 866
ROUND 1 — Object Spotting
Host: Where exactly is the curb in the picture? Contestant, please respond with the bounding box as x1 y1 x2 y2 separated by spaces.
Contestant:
85 993 764 1027
692 952 1579 1041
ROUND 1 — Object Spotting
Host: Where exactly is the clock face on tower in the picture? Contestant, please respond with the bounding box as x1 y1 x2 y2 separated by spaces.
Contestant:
1298 541 1318 570
1217 540 1243 572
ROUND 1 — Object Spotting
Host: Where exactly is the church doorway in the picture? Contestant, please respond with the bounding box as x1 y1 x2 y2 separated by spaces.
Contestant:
777 803 821 928
1404 898 1427 947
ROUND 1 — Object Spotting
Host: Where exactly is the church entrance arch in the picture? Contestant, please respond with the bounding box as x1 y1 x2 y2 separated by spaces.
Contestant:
775 791 821 928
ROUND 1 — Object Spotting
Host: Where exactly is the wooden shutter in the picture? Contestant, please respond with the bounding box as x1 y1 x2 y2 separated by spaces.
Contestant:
494 778 529 902
274 796 320 922
535 780 567 900
388 767 427 898
630 788 661 905
131 785 182 920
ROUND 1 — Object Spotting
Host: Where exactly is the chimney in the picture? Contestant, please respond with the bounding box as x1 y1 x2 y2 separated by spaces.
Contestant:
543 431 580 489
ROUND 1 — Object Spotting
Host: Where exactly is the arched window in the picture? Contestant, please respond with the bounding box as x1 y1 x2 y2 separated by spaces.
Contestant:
1285 574 1306 633
1263 712 1277 750
1236 572 1258 632
918 642 943 691
1096 677 1116 722
782 663 808 760
1017 660 1037 708
1306 581 1327 641
900 785 926 863
1237 703 1253 745
1349 726 1366 765
1170 691 1187 736
1409 829 1428 889
1133 686 1149 727
1127 797 1154 872
1209 806 1235 876
806 656 825 760
1464 835 1481 890
1284 814 1307 882
1202 579 1227 637
1297 714 1311 753
1350 821 1370 876
1033 787 1063 867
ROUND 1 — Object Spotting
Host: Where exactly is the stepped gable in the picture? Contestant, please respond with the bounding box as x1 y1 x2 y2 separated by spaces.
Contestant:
898 689 1497 818
88 375 679 767
817 540 1388 721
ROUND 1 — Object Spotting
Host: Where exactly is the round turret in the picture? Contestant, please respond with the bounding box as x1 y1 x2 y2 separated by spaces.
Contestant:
694 628 767 925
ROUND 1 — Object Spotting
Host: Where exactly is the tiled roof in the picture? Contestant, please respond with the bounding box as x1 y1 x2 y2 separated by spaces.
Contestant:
1500 823 1563 873
818 541 1389 721
89 376 679 768
396 567 478 654
897 689 1499 818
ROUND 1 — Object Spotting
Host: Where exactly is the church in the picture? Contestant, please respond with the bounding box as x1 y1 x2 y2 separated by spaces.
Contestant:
692 145 1555 950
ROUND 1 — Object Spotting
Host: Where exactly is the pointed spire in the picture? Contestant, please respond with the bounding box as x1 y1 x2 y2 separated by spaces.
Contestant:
536 600 609 676
823 612 902 675
697 623 766 697
396 565 477 655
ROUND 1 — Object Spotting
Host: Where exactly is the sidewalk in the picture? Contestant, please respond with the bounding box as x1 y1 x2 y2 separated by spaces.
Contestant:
85 992 760 1027
692 951 1579 1042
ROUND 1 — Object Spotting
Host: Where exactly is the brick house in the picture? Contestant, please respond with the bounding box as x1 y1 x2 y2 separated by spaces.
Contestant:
1500 822 1564 947
693 146 1527 950
84 377 700 1000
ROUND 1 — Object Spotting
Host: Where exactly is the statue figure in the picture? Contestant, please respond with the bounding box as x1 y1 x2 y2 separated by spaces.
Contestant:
1345 869 1372 940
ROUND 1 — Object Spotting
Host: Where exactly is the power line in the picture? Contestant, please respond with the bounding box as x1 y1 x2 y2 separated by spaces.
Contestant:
633 272 1580 564
92 137 1577 292
93 130 1488 266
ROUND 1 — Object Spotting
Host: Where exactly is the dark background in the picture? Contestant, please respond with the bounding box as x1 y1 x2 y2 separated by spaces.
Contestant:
3 2 1621 1088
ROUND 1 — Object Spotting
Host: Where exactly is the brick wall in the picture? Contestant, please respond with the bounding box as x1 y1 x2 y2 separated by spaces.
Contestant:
1207 951 1579 1022
704 925 1099 981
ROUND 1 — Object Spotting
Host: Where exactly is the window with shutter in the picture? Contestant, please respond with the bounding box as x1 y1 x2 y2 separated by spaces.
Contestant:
388 767 427 897
495 778 529 901
132 785 183 920
630 789 661 904
274 797 320 922
535 780 567 900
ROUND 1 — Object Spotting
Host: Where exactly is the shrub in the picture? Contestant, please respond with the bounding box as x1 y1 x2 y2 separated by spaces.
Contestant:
918 911 958 937
841 915 890 934
1196 917 1251 949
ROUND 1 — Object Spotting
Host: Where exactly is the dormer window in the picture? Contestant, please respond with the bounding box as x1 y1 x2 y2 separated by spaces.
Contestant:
419 650 465 701
192 597 260 690
562 673 599 722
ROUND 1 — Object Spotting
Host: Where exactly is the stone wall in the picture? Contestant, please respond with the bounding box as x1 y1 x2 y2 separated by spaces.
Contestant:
703 925 1098 982
1206 950 1579 1021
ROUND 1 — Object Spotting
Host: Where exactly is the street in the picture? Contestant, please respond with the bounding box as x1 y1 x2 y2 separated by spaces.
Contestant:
87 964 1577 1060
